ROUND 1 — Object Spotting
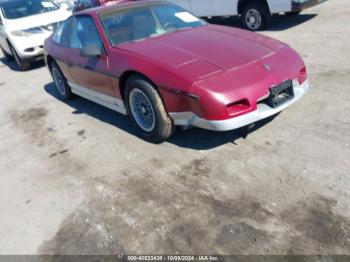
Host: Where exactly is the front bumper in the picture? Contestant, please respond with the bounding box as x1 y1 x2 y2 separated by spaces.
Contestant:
292 0 328 12
170 79 309 131
9 32 51 60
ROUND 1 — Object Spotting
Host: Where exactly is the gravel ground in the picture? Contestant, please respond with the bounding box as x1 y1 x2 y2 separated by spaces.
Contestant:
0 0 349 255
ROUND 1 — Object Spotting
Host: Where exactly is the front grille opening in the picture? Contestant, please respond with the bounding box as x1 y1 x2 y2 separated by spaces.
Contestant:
260 80 295 108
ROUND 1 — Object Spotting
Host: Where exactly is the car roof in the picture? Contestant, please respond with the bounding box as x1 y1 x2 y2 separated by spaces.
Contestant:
0 0 61 7
0 0 16 3
0 0 25 5
74 0 168 16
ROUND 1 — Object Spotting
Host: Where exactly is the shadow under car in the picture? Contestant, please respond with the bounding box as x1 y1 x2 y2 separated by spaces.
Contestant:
44 82 279 150
207 13 318 31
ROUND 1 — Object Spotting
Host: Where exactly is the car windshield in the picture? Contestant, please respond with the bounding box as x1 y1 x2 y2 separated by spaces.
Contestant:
1 0 59 19
99 3 207 46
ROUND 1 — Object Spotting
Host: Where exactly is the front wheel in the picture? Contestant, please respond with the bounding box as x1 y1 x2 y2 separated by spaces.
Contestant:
241 2 271 31
125 75 174 143
10 45 31 71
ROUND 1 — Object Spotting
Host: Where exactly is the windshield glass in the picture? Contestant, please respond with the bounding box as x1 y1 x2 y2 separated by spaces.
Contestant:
1 0 59 19
99 3 207 46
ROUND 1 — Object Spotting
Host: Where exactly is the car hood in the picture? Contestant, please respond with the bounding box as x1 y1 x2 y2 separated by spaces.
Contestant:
119 24 287 80
3 8 71 31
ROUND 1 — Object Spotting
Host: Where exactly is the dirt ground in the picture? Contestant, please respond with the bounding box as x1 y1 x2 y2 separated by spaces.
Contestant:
0 0 349 255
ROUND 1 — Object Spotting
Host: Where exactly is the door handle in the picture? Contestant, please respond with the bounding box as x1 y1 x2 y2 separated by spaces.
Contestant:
67 63 74 68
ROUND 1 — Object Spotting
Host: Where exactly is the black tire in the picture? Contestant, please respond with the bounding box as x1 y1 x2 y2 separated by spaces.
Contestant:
241 2 271 31
1 46 14 61
50 60 73 100
10 45 31 71
125 75 175 143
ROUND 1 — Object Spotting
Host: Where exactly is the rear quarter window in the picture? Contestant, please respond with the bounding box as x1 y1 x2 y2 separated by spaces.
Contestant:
52 17 73 47
70 15 103 50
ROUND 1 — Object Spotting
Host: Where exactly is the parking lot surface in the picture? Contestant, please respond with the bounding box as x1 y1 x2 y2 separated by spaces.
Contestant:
0 0 349 255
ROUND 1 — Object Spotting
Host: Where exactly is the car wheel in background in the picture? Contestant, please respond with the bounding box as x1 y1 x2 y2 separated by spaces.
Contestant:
50 61 73 100
1 47 14 61
241 2 271 31
10 45 31 71
125 75 175 143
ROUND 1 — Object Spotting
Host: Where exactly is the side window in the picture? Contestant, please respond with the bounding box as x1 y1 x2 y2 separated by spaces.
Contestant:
70 16 103 50
52 17 73 48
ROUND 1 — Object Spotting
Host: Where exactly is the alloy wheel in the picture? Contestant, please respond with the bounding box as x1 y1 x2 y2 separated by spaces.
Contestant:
129 88 156 132
52 67 66 96
245 9 262 30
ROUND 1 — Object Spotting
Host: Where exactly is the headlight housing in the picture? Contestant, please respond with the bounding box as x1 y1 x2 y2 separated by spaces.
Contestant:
11 27 43 37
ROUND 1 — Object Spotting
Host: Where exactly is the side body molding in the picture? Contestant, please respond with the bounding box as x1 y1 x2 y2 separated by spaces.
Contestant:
68 81 127 115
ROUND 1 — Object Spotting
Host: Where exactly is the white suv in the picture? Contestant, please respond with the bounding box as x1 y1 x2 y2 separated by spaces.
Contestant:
168 0 328 31
0 0 71 70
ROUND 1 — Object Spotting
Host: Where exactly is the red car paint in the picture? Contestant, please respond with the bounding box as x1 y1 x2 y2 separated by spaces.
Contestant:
45 0 307 127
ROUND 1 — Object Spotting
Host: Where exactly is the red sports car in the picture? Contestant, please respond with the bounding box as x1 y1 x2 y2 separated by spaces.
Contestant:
44 0 309 143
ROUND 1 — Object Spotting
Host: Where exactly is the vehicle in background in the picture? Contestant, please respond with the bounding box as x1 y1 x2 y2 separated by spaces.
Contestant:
45 0 309 143
53 0 75 11
168 0 328 31
0 0 71 71
72 0 122 12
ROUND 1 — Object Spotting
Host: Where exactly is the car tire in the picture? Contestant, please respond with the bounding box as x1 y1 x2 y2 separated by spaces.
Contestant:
241 2 271 31
125 75 175 143
10 45 31 71
1 46 14 61
50 60 73 100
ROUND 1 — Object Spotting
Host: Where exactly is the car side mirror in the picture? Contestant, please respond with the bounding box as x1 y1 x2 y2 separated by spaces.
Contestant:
80 44 103 57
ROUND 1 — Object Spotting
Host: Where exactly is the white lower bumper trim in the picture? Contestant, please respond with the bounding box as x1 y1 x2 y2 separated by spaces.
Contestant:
170 80 309 131
68 81 127 115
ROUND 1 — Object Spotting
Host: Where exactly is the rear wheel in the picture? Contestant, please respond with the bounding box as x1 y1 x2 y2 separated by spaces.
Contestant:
50 60 73 100
10 45 31 71
125 75 174 143
241 2 271 31
1 46 13 61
